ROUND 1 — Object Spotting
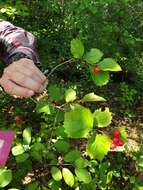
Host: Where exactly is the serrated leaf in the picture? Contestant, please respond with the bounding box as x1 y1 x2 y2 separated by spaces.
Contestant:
64 150 81 163
75 157 90 168
82 92 106 102
48 85 62 101
85 48 103 64
12 144 24 156
98 58 122 71
0 169 12 187
75 168 91 184
65 88 76 103
62 168 74 187
86 134 111 161
51 167 62 181
64 105 93 138
16 153 29 163
54 140 70 153
23 127 31 145
71 38 84 59
93 107 112 127
90 68 110 86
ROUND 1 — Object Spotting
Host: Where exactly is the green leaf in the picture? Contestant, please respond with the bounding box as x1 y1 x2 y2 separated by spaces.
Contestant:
75 157 90 168
36 97 51 115
54 140 70 153
55 127 67 138
98 58 122 71
16 153 29 163
85 48 103 64
64 105 93 138
86 134 111 161
82 92 106 102
31 143 45 161
25 181 39 190
71 38 84 59
118 127 128 142
51 167 62 181
90 68 110 86
23 127 32 145
48 85 62 101
62 168 74 187
64 150 81 163
106 171 113 184
65 88 76 103
48 179 62 190
12 144 25 156
0 169 12 187
75 168 92 184
93 107 112 127
138 157 143 168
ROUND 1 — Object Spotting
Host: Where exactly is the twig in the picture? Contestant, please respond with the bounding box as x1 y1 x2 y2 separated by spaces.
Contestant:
47 59 73 78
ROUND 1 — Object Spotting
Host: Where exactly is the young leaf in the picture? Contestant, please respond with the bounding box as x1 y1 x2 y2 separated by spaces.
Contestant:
62 168 74 187
51 167 62 181
65 88 76 103
36 97 51 115
0 169 12 187
86 134 111 161
90 69 110 86
12 144 25 156
64 105 93 138
93 107 112 127
98 58 122 71
23 127 32 145
85 48 103 64
82 92 106 102
75 168 92 184
64 150 81 163
71 38 84 59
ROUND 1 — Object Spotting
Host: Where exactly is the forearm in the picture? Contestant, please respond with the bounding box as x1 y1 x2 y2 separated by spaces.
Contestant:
0 20 40 64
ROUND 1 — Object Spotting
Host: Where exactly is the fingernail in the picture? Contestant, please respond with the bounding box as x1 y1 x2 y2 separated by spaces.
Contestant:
27 90 34 97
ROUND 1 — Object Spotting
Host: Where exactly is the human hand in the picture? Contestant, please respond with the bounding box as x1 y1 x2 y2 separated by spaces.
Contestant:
0 58 48 98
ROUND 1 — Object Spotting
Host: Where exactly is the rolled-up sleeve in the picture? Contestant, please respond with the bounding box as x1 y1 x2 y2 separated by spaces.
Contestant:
0 20 40 64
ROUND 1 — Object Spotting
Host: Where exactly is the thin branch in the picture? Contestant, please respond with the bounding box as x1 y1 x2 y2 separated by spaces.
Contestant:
47 59 73 78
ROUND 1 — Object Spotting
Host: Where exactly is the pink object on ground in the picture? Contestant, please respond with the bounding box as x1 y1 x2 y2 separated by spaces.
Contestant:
0 131 15 166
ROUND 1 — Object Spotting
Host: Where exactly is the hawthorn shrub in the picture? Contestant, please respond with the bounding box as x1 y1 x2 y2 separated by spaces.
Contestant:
0 1 143 189
0 39 142 190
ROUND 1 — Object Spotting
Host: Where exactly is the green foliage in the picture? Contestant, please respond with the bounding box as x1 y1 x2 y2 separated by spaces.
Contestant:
93 107 112 128
0 0 142 189
0 168 12 187
62 168 74 187
75 168 92 184
65 88 76 103
86 134 111 161
85 48 103 64
51 167 62 181
71 38 84 59
64 105 94 138
82 92 106 102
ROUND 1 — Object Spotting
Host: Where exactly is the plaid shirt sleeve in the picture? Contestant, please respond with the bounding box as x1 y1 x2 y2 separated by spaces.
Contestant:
0 20 40 64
